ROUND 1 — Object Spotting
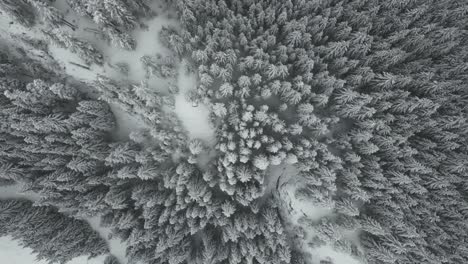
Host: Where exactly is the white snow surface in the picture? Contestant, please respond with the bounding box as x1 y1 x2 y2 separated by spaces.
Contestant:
0 184 41 201
0 236 106 264
175 63 216 143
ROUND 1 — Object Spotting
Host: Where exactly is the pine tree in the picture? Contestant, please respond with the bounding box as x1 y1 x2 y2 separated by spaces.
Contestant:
43 29 104 65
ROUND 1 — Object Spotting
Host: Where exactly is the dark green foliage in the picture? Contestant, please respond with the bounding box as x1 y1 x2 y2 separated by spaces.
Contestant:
0 199 108 264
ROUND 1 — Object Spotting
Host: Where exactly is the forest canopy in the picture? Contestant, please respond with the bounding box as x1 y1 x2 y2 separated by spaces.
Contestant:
0 0 467 264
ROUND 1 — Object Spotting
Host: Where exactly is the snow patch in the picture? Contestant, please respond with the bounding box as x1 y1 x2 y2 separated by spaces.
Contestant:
0 236 106 264
174 63 216 143
0 184 40 201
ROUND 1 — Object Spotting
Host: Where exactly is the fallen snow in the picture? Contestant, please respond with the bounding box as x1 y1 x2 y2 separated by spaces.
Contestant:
0 236 106 264
174 63 216 143
0 184 41 201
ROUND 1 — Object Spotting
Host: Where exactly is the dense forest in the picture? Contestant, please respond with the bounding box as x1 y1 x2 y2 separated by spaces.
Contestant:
0 0 467 264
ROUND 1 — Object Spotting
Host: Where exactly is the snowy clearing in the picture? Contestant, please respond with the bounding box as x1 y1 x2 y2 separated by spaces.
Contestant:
175 62 216 143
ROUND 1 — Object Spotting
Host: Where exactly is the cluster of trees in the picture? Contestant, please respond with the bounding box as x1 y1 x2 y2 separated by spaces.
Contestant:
0 50 291 264
159 0 345 209
160 0 468 263
0 199 109 264
0 0 104 66
327 1 468 263
0 0 154 69
141 53 178 79
2 0 468 264
43 28 104 65
65 0 152 50
93 75 186 153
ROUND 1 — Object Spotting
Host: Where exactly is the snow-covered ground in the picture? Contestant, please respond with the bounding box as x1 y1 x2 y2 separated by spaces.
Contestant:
175 63 216 143
0 184 41 201
0 236 106 264
271 164 362 264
